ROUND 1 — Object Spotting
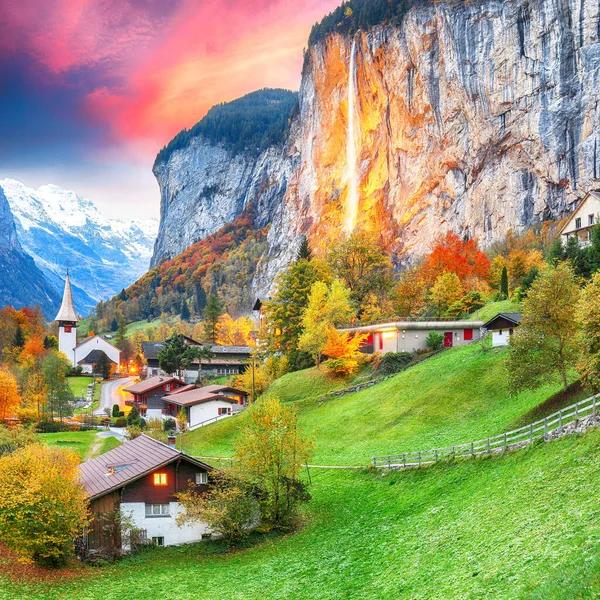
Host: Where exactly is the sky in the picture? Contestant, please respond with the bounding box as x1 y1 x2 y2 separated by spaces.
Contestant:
0 0 339 220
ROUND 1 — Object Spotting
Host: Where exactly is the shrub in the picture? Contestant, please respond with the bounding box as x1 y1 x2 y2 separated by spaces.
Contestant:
114 417 127 428
377 352 412 375
163 418 177 432
127 405 141 427
36 420 70 433
426 331 444 351
112 404 120 418
118 411 125 417
324 357 359 378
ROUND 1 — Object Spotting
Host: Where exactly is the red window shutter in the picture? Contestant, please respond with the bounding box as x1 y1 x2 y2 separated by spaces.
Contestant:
464 329 473 341
379 334 383 350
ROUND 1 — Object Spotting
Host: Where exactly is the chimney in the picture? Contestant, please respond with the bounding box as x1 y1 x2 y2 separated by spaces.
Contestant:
167 434 177 449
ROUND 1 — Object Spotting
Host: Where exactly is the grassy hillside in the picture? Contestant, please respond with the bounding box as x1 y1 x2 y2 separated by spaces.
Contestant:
184 343 575 464
6 429 600 599
38 431 121 461
469 299 523 322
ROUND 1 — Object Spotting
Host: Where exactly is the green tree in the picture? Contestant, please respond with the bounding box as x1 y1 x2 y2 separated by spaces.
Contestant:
547 237 565 264
328 232 393 316
500 266 509 298
112 403 120 418
115 316 127 345
43 335 58 350
42 351 74 420
296 237 312 261
158 334 199 379
298 280 354 368
564 235 588 278
233 397 313 529
13 325 25 349
196 345 214 380
203 295 224 344
127 405 141 427
265 259 329 353
180 300 191 321
95 352 112 380
507 263 580 393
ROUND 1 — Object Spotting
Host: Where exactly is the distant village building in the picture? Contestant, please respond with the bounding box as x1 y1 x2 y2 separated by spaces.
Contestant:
124 377 247 428
482 313 523 347
79 435 213 549
55 272 120 372
560 191 600 247
340 320 484 354
142 337 251 382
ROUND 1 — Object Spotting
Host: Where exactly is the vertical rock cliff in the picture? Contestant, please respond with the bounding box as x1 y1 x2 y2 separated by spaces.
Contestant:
257 0 600 288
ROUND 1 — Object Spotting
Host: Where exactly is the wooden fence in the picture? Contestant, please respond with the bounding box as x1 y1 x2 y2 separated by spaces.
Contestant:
373 392 600 469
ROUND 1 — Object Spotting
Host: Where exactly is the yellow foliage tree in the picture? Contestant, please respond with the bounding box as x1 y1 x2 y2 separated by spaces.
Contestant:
429 272 463 316
216 314 255 346
322 329 367 378
0 368 21 420
0 444 89 565
576 273 600 392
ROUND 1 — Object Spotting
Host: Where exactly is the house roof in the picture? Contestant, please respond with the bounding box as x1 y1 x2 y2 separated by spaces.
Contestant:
142 341 252 361
559 191 600 235
78 349 118 365
166 384 197 395
482 312 523 329
54 272 79 323
78 434 212 501
124 375 186 395
252 297 270 311
163 384 247 408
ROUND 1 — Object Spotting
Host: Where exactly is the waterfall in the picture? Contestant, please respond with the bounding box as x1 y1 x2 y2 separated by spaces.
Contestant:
344 39 359 234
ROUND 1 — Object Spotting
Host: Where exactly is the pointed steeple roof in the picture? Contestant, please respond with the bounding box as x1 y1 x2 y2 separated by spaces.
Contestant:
54 270 79 323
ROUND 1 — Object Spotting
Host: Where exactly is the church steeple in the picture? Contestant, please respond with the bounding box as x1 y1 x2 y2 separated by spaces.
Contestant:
54 269 79 323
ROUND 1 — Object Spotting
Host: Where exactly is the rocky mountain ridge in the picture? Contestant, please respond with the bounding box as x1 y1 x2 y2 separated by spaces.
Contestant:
150 0 600 299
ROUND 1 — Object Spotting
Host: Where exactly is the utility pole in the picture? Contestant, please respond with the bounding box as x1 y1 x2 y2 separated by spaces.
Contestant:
251 353 255 404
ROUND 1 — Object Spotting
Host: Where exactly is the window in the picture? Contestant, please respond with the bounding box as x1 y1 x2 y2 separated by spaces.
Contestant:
195 472 208 485
499 329 503 335
153 473 167 486
463 329 473 341
590 215 595 226
164 383 171 391
152 536 165 546
145 504 170 517
575 217 582 229
218 407 231 416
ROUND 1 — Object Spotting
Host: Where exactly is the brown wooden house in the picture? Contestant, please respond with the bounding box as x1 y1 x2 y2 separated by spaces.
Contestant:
79 435 212 549
123 375 186 420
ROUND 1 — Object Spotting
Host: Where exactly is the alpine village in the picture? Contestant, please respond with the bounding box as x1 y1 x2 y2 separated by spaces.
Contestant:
2 0 600 598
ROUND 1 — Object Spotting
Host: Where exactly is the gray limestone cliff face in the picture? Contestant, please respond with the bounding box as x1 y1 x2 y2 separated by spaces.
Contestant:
0 186 21 251
256 0 600 291
151 138 295 267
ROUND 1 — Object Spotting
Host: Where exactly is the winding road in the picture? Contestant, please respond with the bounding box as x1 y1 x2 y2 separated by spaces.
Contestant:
94 376 135 416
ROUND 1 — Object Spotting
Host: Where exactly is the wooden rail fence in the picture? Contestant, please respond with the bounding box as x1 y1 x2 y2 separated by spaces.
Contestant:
373 393 600 469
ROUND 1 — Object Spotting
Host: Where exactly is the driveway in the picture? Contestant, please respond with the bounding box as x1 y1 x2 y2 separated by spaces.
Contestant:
95 376 135 416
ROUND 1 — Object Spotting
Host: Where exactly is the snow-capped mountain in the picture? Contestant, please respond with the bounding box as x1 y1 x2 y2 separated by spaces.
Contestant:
0 178 158 316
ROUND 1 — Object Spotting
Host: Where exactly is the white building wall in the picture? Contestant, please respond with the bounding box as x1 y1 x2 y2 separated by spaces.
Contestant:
120 501 210 547
372 327 481 354
189 400 234 428
492 330 511 347
75 336 121 367
59 325 77 366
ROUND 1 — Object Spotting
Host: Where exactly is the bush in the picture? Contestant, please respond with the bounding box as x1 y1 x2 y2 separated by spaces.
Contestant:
163 418 177 432
36 420 71 433
114 417 127 428
377 352 412 375
118 411 125 418
112 404 120 418
127 405 141 427
426 331 444 351
324 357 359 378
287 350 315 372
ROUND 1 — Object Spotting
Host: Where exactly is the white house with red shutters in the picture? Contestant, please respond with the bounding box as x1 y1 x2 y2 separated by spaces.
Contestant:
340 320 484 354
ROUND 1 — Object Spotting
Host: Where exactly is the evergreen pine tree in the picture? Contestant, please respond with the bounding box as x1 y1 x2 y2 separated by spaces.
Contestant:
127 405 140 427
112 403 120 418
13 325 25 348
547 237 566 264
180 301 191 321
500 266 509 299
296 237 312 261
203 295 224 344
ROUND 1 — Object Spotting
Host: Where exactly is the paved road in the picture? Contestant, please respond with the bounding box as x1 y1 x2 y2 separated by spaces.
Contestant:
95 376 135 416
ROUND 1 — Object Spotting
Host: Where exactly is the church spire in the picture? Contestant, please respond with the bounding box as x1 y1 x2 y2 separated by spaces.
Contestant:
54 270 79 323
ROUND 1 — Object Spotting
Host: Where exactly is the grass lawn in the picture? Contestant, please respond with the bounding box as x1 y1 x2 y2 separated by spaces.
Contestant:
470 299 523 322
6 429 600 599
37 430 99 460
184 343 576 465
98 436 121 454
67 376 94 400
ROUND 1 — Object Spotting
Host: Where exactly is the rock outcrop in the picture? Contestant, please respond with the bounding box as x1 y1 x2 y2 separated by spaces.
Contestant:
152 0 600 297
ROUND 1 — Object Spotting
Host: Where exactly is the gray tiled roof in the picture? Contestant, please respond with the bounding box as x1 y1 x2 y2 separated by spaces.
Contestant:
78 434 211 500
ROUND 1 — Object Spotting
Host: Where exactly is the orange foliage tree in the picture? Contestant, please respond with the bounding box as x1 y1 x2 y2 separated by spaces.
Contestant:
0 368 21 420
322 329 367 377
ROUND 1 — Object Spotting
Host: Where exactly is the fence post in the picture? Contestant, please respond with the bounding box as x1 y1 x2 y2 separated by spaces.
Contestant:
434 449 438 462
388 456 391 469
594 395 597 415
575 403 579 424
373 457 377 468
503 432 507 451
403 454 407 468
529 423 533 443
487 438 490 453
559 410 563 434
471 442 474 457
452 446 455 457
544 417 547 440
418 451 421 468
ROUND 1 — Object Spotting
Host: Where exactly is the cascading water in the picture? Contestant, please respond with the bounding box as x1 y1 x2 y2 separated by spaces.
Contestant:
344 39 359 234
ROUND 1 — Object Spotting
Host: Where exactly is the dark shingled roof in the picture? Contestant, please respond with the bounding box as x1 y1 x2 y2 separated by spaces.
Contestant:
482 312 523 329
163 384 247 408
78 434 212 500
142 341 252 361
78 349 117 365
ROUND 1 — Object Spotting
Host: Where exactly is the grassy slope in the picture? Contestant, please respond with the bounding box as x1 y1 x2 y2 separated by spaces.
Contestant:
185 343 574 465
470 299 523 322
7 429 600 600
38 431 99 460
67 376 94 399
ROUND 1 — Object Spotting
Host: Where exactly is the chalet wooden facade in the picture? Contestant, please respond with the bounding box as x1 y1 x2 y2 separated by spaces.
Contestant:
124 376 186 419
79 435 212 549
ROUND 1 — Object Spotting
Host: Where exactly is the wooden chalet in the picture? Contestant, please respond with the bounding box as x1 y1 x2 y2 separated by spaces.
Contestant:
79 435 212 549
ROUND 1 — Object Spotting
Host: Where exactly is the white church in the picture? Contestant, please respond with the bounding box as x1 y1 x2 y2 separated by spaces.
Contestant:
55 272 121 374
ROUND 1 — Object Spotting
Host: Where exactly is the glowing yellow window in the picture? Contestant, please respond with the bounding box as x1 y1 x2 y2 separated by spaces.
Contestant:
153 473 167 486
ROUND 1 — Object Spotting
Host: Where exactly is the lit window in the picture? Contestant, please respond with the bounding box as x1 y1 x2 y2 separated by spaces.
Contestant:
153 473 167 486
195 472 208 485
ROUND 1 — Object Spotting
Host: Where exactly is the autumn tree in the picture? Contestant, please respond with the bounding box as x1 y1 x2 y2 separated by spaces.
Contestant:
176 470 255 546
234 397 312 528
216 314 254 346
0 444 89 566
42 352 74 420
394 268 426 317
507 263 580 394
328 232 393 316
576 273 600 392
0 368 21 420
298 280 354 368
322 329 367 377
429 272 463 316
